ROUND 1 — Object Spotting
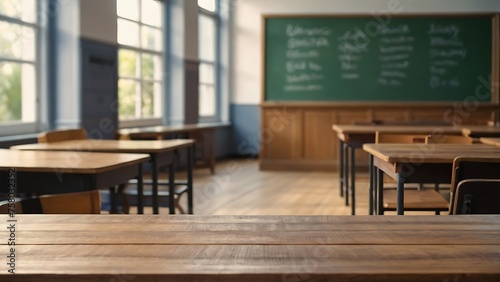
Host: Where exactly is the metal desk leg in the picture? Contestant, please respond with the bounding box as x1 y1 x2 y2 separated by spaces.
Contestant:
209 129 216 175
168 161 175 214
187 145 194 214
377 168 384 215
396 173 405 215
344 142 349 206
368 154 373 215
151 154 159 214
339 139 344 197
109 186 117 213
137 164 144 214
350 145 356 215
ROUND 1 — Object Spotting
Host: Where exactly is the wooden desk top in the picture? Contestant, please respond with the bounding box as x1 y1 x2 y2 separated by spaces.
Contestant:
332 125 463 143
1 215 499 282
11 139 194 154
0 149 149 173
462 125 500 137
363 143 500 163
480 137 500 146
332 124 463 135
118 122 231 137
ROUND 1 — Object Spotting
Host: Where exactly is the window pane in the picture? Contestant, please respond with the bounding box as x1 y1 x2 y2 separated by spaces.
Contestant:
199 63 214 84
199 14 216 61
199 84 216 117
0 21 36 60
0 0 35 22
141 53 162 80
141 82 154 117
0 62 22 122
141 0 162 27
198 0 216 12
117 0 139 21
141 25 162 51
118 19 139 47
118 49 137 77
21 63 35 122
118 79 137 119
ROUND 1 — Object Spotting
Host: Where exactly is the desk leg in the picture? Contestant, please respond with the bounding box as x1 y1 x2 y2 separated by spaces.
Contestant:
187 145 194 214
350 145 356 215
137 164 144 214
377 168 384 215
168 160 175 214
344 143 349 206
109 186 117 213
151 154 159 214
368 154 373 215
396 173 405 215
209 129 216 175
339 139 344 197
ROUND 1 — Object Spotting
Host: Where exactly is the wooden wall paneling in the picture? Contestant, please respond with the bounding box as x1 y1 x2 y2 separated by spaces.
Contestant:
260 104 499 171
372 110 409 123
337 110 370 125
303 110 336 160
261 108 303 160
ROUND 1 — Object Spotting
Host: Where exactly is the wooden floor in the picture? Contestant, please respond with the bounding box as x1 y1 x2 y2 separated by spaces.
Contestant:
129 158 442 215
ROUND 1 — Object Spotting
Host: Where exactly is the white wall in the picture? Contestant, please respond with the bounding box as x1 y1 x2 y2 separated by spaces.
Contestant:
80 0 117 44
232 0 500 105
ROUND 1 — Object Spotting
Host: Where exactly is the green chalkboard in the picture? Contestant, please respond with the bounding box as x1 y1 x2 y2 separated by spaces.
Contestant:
264 15 494 102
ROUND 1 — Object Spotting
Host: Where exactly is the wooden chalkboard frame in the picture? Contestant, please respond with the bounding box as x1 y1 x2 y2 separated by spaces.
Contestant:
261 13 500 104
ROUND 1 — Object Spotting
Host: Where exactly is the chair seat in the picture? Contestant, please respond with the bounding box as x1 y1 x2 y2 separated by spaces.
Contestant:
383 189 449 211
123 182 188 213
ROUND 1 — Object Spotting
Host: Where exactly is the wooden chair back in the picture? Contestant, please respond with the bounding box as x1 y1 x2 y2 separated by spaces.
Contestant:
449 157 500 213
375 132 428 144
426 135 475 144
452 179 500 214
0 190 101 214
38 128 87 143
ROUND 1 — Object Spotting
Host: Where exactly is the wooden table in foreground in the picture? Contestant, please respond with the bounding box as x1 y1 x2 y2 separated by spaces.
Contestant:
118 122 230 174
0 149 148 197
11 139 195 214
332 125 463 215
1 215 499 282
363 143 500 215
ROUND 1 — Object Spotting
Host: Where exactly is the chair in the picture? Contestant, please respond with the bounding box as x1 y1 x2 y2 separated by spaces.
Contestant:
375 132 449 214
449 157 500 214
425 135 475 144
451 179 500 214
37 128 87 143
0 190 101 214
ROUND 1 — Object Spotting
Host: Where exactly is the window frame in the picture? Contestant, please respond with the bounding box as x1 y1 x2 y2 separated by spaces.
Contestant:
198 0 220 122
0 0 42 136
116 0 164 128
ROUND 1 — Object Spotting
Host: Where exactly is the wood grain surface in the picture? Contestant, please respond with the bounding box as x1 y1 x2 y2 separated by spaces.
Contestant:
11 139 194 154
0 149 149 173
363 143 500 163
0 215 499 281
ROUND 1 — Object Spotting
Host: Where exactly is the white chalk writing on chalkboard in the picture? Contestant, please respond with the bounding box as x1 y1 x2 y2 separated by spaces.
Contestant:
377 24 412 86
283 24 332 92
337 29 369 80
428 23 464 89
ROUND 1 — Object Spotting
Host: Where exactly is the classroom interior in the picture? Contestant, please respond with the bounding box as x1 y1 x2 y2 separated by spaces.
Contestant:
2 1 500 280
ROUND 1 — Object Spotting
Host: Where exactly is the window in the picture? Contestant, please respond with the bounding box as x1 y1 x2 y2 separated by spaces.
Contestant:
0 0 38 135
117 0 163 125
198 0 218 119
